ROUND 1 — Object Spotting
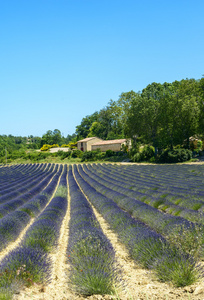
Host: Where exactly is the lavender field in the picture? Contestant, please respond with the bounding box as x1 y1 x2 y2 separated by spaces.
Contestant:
0 163 204 300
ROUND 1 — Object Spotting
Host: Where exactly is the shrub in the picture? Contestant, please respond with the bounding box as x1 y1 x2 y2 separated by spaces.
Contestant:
9 150 27 160
81 150 105 162
140 145 155 161
68 142 77 150
105 150 115 157
128 142 140 158
158 148 192 163
71 149 83 158
61 151 72 159
40 144 51 151
130 145 155 162
26 152 50 162
131 152 141 162
81 149 126 162
197 140 203 151
52 150 71 160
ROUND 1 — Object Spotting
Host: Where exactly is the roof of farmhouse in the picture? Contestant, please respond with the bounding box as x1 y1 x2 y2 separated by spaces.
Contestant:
92 139 127 146
77 137 99 143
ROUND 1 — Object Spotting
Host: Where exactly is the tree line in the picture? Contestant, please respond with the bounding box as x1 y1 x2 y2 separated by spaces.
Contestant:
0 131 76 163
76 77 204 150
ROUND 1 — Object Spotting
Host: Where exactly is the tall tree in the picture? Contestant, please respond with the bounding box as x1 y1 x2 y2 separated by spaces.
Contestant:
41 129 62 146
198 77 204 136
116 91 138 137
75 112 98 139
52 129 62 144
171 79 200 148
88 121 103 138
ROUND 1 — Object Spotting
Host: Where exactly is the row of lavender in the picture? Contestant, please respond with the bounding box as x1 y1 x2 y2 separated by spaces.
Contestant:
73 163 204 287
67 166 118 295
0 164 67 294
0 164 54 217
91 163 204 199
0 164 48 193
85 163 204 224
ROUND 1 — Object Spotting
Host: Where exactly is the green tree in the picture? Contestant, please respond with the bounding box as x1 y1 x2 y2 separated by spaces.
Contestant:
52 129 62 144
115 91 138 137
126 93 159 146
198 77 204 136
88 99 129 140
88 121 103 137
127 79 201 149
75 112 98 139
41 130 53 145
41 129 62 146
171 79 200 148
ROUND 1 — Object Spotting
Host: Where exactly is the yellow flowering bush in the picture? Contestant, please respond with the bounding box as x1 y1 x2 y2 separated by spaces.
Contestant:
40 144 51 151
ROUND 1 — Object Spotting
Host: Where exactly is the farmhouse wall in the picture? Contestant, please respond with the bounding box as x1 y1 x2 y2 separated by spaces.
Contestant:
91 143 123 152
77 137 103 152
91 139 131 152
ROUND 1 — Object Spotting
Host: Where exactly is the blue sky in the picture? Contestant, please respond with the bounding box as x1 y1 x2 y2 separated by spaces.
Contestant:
1 0 204 137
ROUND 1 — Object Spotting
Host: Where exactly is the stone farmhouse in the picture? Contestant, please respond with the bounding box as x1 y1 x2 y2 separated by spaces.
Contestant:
77 137 131 152
77 137 103 152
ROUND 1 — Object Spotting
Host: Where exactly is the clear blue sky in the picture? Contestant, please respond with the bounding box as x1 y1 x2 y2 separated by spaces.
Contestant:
1 0 204 137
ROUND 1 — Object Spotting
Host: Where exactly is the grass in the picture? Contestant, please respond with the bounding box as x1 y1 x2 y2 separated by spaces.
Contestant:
5 156 82 164
4 152 129 165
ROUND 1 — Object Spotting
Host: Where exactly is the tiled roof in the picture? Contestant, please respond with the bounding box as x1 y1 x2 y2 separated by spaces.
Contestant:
92 139 127 146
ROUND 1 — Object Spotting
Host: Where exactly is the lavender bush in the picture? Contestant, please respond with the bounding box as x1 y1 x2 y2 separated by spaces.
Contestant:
67 166 120 295
0 247 51 288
